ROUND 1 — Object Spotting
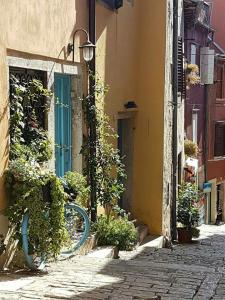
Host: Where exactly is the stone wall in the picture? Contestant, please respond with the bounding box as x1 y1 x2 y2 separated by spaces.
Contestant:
162 0 185 237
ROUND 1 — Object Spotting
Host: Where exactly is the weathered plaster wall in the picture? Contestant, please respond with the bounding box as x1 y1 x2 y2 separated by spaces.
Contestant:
162 0 185 237
162 0 173 238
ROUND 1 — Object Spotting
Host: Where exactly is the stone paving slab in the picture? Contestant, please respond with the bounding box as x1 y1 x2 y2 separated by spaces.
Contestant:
1 225 225 299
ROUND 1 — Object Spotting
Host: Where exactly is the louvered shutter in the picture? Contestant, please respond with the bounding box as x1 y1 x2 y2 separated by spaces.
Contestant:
214 122 225 156
178 37 186 96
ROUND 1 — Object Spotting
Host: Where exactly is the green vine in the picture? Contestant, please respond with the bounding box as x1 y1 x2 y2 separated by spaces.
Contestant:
82 74 126 212
63 172 90 208
9 75 52 162
5 76 68 259
0 234 6 255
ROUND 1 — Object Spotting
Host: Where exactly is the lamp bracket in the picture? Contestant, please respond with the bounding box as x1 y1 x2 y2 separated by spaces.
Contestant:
68 28 90 62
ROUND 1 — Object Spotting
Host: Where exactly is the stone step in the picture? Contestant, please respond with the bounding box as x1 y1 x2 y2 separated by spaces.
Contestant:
87 246 119 259
136 224 149 245
140 235 165 248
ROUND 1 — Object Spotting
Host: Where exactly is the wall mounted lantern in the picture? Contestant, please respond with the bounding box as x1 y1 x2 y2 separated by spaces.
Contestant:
67 28 95 63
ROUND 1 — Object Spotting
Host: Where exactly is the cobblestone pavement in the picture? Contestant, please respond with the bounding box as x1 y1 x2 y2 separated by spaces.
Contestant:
1 225 225 300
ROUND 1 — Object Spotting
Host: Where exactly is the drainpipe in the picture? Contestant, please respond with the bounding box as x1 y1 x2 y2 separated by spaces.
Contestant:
204 84 209 184
89 0 97 222
171 0 179 241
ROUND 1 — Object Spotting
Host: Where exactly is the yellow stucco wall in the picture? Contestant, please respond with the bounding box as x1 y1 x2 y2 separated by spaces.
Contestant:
0 0 88 61
96 0 167 234
0 1 88 240
0 44 8 215
0 0 168 242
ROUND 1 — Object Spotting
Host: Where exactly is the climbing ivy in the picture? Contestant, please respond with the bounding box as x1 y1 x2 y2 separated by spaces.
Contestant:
82 75 126 213
9 75 52 162
5 160 68 258
5 76 68 259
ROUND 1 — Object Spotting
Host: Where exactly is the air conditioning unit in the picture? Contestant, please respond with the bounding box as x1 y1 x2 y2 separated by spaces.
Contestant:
200 47 215 85
100 0 123 10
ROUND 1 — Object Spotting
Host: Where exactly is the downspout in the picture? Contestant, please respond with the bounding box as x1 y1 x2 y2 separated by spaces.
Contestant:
204 84 208 184
171 0 179 241
89 0 97 222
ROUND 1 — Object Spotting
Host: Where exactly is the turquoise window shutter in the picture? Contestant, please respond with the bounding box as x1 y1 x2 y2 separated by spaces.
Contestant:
55 74 72 177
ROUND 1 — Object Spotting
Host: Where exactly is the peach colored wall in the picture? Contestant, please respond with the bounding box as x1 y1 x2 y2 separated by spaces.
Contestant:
96 0 167 234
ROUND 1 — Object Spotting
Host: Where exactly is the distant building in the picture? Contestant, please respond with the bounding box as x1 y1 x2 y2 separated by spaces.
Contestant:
184 0 225 224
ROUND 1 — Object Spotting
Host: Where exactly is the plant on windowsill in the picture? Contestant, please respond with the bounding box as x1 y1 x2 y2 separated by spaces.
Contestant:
186 63 200 89
177 182 202 243
184 139 198 158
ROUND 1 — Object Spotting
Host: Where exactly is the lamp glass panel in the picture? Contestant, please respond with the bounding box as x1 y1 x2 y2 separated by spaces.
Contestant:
82 47 94 62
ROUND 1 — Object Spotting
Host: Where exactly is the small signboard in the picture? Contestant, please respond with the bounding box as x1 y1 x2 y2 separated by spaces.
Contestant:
203 182 212 193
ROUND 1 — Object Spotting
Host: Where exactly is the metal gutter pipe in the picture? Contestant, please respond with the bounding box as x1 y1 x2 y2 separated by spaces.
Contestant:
171 0 179 241
89 0 97 222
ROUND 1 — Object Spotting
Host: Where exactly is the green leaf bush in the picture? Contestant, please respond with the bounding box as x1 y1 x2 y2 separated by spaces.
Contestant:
177 183 202 229
5 158 68 259
5 76 69 259
9 75 52 162
93 215 137 251
0 234 6 255
63 171 90 208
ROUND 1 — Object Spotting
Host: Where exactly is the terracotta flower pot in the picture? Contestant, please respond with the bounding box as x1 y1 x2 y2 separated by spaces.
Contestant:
177 228 192 243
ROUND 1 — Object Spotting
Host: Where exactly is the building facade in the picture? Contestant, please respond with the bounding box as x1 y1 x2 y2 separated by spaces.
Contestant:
0 0 185 268
184 0 225 224
96 0 185 237
205 0 225 224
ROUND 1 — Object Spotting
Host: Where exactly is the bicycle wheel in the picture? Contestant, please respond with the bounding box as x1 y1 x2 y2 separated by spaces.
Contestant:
21 212 45 270
61 203 90 256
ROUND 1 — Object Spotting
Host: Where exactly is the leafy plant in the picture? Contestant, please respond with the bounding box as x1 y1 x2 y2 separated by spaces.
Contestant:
0 234 6 255
93 215 137 251
63 171 90 208
5 159 68 258
177 182 202 229
191 227 200 238
82 75 126 213
186 63 200 88
9 75 52 162
6 76 69 259
184 139 198 157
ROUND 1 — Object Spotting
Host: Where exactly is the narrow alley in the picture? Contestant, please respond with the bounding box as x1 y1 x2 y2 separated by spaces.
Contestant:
1 225 225 300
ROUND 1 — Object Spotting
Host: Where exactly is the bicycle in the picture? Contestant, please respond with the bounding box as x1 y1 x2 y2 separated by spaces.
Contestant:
21 180 90 270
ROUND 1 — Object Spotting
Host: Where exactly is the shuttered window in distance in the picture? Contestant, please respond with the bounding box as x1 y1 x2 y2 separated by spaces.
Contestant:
178 36 185 96
214 122 225 157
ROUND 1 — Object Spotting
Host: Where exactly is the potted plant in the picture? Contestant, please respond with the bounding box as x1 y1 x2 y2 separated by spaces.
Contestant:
185 63 200 89
184 139 198 158
177 183 201 243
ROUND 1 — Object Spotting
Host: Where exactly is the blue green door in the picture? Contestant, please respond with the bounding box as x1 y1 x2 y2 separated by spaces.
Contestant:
55 74 72 177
